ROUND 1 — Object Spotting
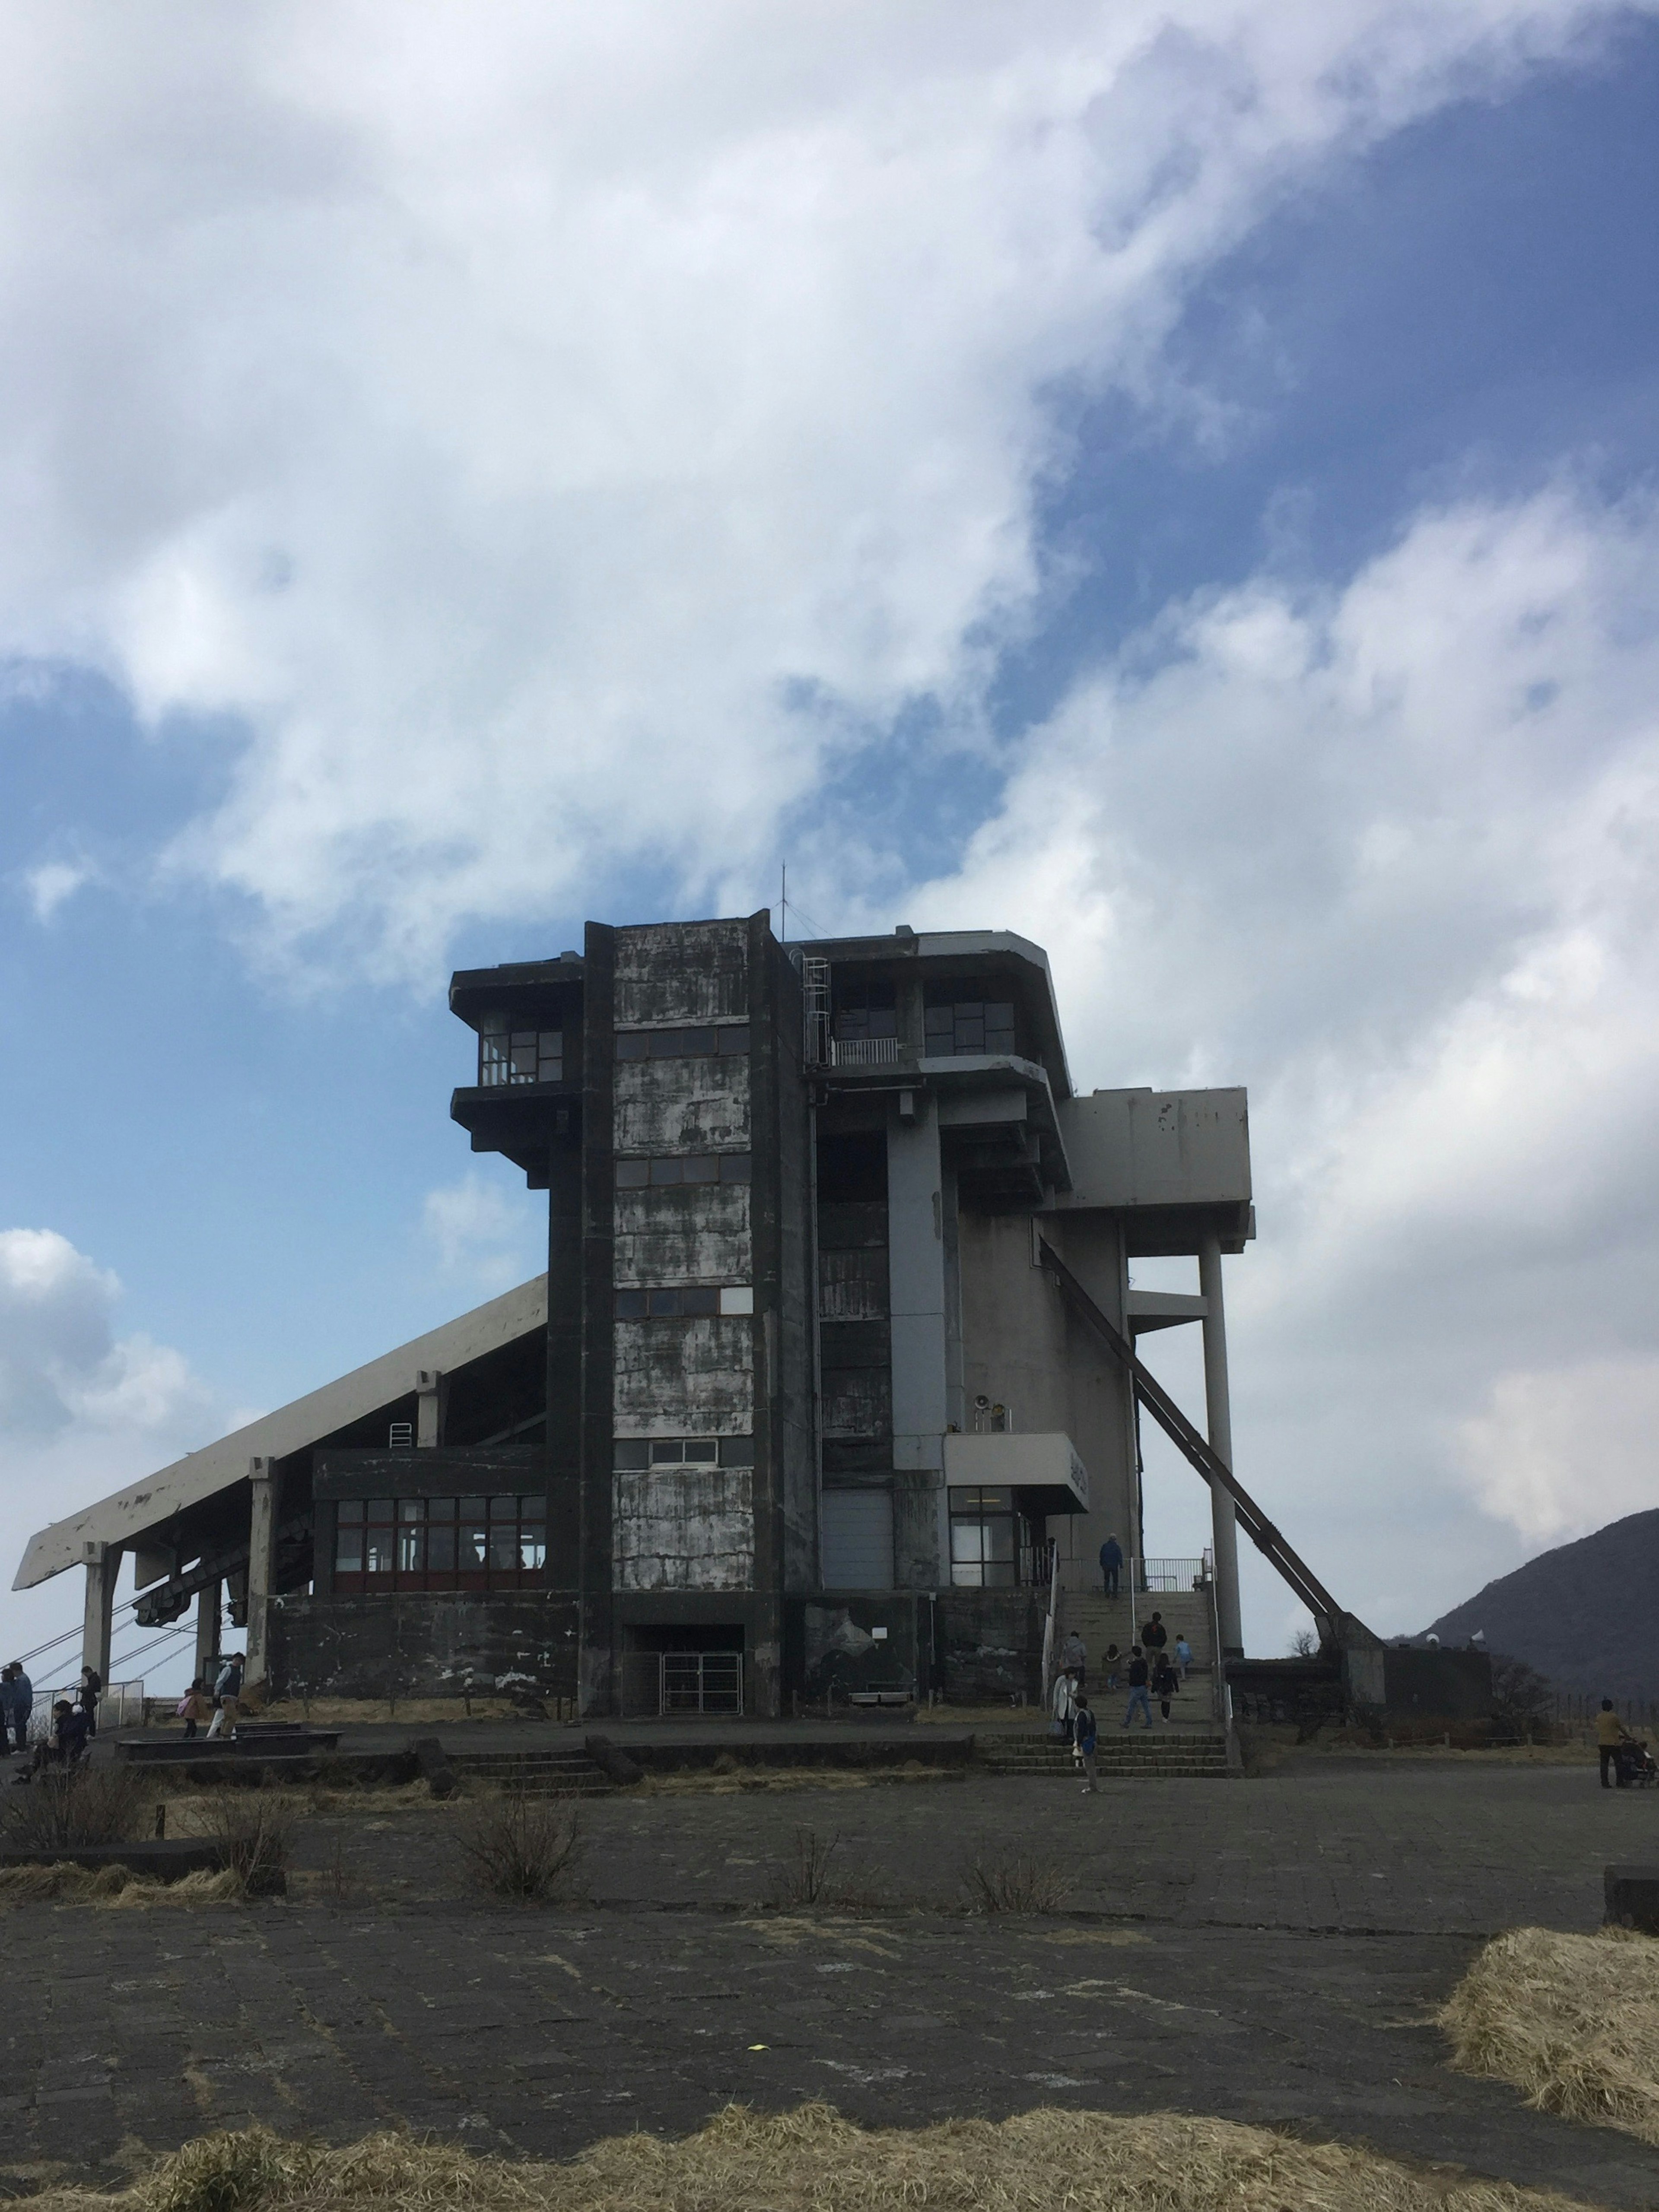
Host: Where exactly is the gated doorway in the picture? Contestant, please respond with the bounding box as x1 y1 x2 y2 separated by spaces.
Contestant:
620 1625 745 1718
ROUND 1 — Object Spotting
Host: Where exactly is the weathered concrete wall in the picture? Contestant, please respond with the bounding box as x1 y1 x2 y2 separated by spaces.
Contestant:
769 938 818 1594
613 1056 750 1154
614 1467 754 1591
270 1592 578 1701
937 1588 1046 1705
613 1183 751 1286
615 921 749 1024
799 1596 922 1700
612 1317 754 1436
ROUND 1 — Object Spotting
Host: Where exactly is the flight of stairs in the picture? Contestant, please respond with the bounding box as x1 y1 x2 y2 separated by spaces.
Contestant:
1060 1586 1219 1731
445 1748 615 1797
977 1730 1231 1779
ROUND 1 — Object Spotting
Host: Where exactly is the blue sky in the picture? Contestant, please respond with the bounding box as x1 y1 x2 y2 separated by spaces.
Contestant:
3 1 1658 1688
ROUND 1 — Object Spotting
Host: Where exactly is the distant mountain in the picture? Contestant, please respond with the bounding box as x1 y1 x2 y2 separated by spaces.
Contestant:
1423 1510 1659 1700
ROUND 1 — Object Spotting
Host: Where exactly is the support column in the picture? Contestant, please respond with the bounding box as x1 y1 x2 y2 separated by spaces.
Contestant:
244 1458 277 1694
1198 1231 1244 1660
416 1369 445 1447
81 1542 116 1687
194 1580 222 1685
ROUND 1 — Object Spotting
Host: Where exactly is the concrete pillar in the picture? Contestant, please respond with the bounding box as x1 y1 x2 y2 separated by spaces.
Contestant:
416 1369 444 1447
244 1458 277 1693
1198 1231 1244 1659
194 1580 222 1685
81 1541 116 1686
887 1092 948 1582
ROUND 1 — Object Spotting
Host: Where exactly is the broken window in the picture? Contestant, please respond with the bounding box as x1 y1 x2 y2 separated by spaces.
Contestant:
613 1436 754 1469
332 1493 547 1592
923 984 1016 1058
614 1285 754 1319
478 1015 563 1086
614 1152 751 1188
613 1023 750 1062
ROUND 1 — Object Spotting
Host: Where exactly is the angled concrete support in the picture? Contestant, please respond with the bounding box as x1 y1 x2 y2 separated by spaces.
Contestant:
244 1458 277 1692
1198 1231 1244 1660
416 1369 445 1447
194 1579 222 1684
82 1541 116 1687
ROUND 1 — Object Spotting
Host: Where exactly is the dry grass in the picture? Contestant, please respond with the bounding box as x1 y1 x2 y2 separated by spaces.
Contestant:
21 2101 1611 2212
196 1794 297 1895
0 1765 149 1850
455 1796 582 1901
641 1759 953 1796
962 1849 1073 1914
0 1863 240 1908
1440 1926 1659 2143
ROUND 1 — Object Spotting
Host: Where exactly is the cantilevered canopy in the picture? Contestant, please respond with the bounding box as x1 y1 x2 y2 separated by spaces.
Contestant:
13 1276 549 1591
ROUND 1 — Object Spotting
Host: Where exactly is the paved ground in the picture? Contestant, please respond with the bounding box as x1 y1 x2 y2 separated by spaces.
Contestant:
3 1763 1659 2205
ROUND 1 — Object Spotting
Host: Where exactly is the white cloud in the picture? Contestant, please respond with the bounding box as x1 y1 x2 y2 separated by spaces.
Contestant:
21 858 95 922
909 483 1659 1628
0 1229 225 1678
423 1171 543 1293
1456 1357 1659 1544
0 0 1642 977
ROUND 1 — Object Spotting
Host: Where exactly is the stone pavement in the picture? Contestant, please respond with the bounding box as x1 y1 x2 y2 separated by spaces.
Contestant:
3 1764 1659 2205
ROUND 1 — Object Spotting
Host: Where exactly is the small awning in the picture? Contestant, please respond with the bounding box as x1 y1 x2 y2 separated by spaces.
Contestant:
942 1431 1089 1515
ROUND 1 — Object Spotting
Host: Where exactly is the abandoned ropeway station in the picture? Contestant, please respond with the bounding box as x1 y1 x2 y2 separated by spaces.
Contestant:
15 914 1383 1720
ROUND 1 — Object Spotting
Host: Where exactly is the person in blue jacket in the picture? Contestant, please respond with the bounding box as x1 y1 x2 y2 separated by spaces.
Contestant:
1098 1533 1124 1598
1074 1693 1099 1793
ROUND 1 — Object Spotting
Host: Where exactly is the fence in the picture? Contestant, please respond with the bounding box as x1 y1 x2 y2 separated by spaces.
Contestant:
25 1679 144 1742
620 1651 744 1720
1552 1692 1659 1732
1135 1556 1211 1593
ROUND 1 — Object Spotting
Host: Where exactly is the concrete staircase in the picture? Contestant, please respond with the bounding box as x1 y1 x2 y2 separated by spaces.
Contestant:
977 1729 1231 1779
1059 1586 1219 1730
446 1748 615 1796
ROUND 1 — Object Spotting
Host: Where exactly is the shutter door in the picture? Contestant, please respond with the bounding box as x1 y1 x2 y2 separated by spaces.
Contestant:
820 1489 894 1591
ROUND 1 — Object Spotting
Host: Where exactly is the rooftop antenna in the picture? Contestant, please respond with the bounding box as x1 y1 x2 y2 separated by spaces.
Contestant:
780 861 786 942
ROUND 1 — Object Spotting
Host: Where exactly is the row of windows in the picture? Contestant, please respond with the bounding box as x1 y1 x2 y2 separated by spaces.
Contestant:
616 1152 750 1188
925 999 1016 1057
615 1285 753 1318
615 1024 749 1062
478 1024 563 1087
613 1436 754 1469
333 1494 546 1587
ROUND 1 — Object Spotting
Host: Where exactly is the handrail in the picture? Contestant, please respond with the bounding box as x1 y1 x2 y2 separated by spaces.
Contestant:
1036 1238 1354 1643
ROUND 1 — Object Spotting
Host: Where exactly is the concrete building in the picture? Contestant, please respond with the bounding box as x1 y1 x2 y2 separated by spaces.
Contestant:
14 913 1262 1718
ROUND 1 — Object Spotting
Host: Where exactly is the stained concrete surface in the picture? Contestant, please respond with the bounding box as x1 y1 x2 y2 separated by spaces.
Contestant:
3 1765 1658 2205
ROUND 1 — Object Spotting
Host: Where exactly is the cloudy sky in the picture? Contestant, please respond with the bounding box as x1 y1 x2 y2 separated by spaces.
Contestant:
3 0 1657 1688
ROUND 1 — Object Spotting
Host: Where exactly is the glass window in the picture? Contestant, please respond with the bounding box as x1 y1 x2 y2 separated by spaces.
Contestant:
337 1498 364 1523
518 1525 547 1571
616 1159 650 1189
650 1439 683 1464
647 1288 680 1317
428 1494 457 1518
682 1027 717 1056
334 1526 364 1573
426 1523 456 1573
518 1495 546 1522
682 1438 718 1463
488 1520 518 1570
364 1527 395 1577
616 1289 647 1318
615 1031 647 1061
397 1524 425 1573
649 1157 683 1184
488 1493 517 1518
719 1285 754 1316
460 1516 489 1570
367 1499 394 1522
459 1496 486 1520
682 1286 719 1317
646 1028 684 1058
720 1154 752 1182
399 1498 425 1521
719 1436 755 1466
718 1024 750 1055
680 1155 718 1184
613 1440 650 1470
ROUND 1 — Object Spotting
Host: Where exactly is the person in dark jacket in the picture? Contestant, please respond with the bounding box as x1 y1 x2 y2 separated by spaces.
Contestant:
1122 1647 1152 1730
1152 1654 1179 1722
76 1668 102 1736
1098 1535 1124 1599
1142 1612 1169 1659
0 1663 31 1755
19 1701 89 1780
1074 1694 1099 1793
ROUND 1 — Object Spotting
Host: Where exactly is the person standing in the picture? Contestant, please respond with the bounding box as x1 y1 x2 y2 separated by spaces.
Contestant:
176 1680 211 1741
1060 1629 1087 1692
1122 1646 1152 1730
207 1653 245 1740
1074 1692 1099 1794
0 1664 28 1755
1052 1666 1077 1746
1103 1643 1121 1692
1174 1634 1192 1683
1153 1653 1179 1723
1597 1699 1635 1788
1099 1534 1124 1599
76 1667 102 1737
1142 1612 1169 1661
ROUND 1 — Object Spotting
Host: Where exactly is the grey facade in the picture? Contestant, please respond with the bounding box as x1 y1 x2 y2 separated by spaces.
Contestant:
16 911 1256 1714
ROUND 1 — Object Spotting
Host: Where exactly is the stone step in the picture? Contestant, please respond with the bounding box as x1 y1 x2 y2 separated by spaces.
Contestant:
447 1750 613 1796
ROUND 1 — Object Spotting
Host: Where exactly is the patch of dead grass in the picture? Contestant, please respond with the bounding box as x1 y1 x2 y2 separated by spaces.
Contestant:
639 1759 952 1796
1441 1926 1659 2144
0 1863 240 1908
20 2101 1609 2212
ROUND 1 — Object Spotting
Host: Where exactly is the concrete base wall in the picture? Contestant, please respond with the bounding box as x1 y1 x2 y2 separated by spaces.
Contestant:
937 1588 1047 1706
269 1593 579 1703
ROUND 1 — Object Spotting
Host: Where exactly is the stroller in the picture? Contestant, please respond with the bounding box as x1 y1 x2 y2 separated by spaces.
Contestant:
1613 1736 1659 1788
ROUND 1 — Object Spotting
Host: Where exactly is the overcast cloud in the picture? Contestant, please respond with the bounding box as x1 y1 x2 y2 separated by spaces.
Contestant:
3 0 1657 1663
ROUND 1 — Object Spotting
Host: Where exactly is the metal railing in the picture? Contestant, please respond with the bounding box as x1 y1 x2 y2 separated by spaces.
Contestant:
825 1036 902 1070
622 1651 744 1719
1135 1555 1211 1593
